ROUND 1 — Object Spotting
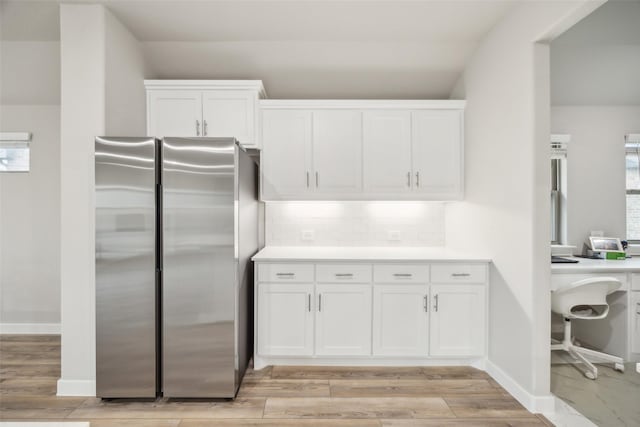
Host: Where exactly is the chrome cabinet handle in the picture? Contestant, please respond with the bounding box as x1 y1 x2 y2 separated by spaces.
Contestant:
308 294 312 312
407 172 411 187
203 120 208 136
636 302 640 315
452 273 471 277
306 172 310 188
393 273 413 278
276 273 295 278
434 294 439 312
196 120 201 136
416 171 420 187
335 273 353 278
318 294 322 312
316 171 319 187
423 295 428 312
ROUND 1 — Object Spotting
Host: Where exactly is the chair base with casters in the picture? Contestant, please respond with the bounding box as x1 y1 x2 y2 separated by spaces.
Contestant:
551 276 625 380
551 317 624 380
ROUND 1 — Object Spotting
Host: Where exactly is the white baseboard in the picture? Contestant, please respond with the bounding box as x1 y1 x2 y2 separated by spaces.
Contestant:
0 322 60 334
56 379 96 397
543 396 597 426
485 359 555 413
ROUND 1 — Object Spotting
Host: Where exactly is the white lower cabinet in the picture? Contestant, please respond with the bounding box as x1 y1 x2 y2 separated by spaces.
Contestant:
255 262 488 363
429 284 486 357
632 292 640 354
315 284 372 356
257 283 314 356
373 284 429 356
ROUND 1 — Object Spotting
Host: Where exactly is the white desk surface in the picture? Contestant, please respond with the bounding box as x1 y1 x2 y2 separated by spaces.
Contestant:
551 256 640 273
252 246 491 263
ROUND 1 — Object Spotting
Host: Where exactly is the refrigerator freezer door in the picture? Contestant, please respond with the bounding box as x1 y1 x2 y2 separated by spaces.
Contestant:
95 137 158 398
162 137 237 397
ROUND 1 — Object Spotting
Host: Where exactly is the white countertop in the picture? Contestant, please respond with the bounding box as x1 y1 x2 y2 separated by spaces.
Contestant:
551 256 640 273
252 246 492 263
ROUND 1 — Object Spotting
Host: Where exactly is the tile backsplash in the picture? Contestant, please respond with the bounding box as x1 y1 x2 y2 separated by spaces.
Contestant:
265 201 446 247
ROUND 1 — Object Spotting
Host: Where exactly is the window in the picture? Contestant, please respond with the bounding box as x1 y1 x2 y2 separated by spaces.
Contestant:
0 132 31 172
625 134 640 242
550 135 568 244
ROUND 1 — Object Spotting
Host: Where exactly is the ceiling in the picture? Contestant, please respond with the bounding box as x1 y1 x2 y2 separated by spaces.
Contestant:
551 0 640 105
1 0 518 99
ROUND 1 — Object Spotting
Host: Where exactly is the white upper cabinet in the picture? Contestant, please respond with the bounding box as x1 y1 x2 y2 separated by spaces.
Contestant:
363 111 412 194
313 110 363 194
412 110 463 198
259 100 465 201
147 90 202 137
145 80 265 147
261 110 313 198
201 90 255 143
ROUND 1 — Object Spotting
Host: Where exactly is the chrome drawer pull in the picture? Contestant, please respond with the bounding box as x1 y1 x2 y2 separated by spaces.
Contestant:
451 273 471 277
393 273 413 278
276 273 295 277
335 273 354 277
423 295 428 312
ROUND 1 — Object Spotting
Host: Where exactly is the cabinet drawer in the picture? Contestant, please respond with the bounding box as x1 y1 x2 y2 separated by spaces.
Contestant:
431 264 487 283
316 264 372 283
373 264 429 283
258 263 314 283
632 273 640 291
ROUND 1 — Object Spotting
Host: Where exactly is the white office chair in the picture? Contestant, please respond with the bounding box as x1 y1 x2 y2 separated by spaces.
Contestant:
551 276 625 379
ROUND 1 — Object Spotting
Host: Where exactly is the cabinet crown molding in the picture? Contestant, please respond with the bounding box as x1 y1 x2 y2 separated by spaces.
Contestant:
260 99 466 110
144 80 267 97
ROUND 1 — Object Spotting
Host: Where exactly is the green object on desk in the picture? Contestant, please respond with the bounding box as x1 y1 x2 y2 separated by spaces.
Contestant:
605 252 626 260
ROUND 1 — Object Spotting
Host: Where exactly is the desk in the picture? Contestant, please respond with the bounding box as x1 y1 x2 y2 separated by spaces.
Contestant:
551 257 640 362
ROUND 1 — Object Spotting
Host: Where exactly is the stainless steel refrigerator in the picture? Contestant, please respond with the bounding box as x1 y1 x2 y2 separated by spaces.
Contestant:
95 137 258 398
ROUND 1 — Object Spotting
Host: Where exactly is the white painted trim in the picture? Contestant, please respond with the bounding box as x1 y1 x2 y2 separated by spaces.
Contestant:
0 132 31 141
143 79 266 97
0 323 61 334
259 99 466 110
254 355 484 370
485 359 555 414
543 396 598 427
0 423 90 427
56 379 96 397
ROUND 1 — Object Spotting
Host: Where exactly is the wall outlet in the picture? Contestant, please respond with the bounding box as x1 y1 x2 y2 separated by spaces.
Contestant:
301 230 315 241
387 230 401 241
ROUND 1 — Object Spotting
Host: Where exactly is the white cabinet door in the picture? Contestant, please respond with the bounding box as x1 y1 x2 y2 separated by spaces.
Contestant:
373 284 429 356
147 90 202 137
312 110 363 194
363 111 412 193
430 284 485 357
257 283 314 356
261 110 313 199
632 292 640 354
315 284 372 356
412 110 463 198
202 90 254 145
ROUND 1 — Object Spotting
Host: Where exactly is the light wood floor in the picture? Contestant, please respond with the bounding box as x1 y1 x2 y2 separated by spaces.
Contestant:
0 335 554 426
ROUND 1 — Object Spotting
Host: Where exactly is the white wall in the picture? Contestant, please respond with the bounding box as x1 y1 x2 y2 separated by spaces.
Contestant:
551 106 640 249
266 202 445 247
0 41 60 105
0 35 61 330
0 106 61 328
58 4 149 396
446 0 601 412
104 10 148 135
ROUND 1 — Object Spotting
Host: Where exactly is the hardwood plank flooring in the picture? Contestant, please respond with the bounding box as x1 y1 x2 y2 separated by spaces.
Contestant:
0 335 550 425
